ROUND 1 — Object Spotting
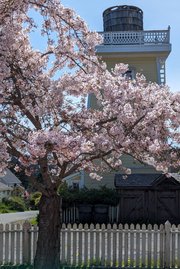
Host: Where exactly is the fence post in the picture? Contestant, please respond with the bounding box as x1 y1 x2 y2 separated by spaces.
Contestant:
0 224 3 264
22 221 31 264
164 221 171 268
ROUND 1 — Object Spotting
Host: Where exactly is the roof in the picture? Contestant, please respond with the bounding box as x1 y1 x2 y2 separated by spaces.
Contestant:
0 182 12 191
115 174 162 187
170 173 180 183
0 169 21 186
114 174 180 188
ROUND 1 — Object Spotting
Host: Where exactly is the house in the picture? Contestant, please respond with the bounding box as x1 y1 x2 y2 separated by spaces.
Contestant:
66 154 161 189
0 169 22 188
88 5 171 180
0 182 12 201
62 6 179 226
0 169 25 198
65 5 172 190
64 172 84 189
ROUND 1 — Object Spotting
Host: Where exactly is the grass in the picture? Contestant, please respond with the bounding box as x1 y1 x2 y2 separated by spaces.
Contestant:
0 262 114 269
1 265 179 269
0 264 33 269
1 258 180 268
0 260 109 268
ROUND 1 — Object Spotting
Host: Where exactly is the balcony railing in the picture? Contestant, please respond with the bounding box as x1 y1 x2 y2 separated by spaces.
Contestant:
98 28 170 45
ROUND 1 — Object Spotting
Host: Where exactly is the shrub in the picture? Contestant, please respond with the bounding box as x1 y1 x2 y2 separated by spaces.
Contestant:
30 217 38 225
58 183 119 206
0 203 13 213
29 192 42 209
2 196 27 212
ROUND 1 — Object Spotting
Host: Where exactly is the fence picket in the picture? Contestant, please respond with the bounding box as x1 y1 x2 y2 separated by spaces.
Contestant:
0 224 3 264
124 224 129 267
153 224 158 267
112 224 117 266
159 224 164 268
72 223 77 265
89 224 94 265
78 224 83 266
32 225 38 261
10 223 15 264
178 224 180 268
165 221 171 268
118 223 123 267
15 223 21 264
95 224 100 264
84 224 89 266
135 224 140 267
130 224 134 267
142 224 146 267
171 224 176 268
5 224 9 263
147 224 152 267
107 224 111 266
101 224 106 266
67 223 72 264
22 221 31 264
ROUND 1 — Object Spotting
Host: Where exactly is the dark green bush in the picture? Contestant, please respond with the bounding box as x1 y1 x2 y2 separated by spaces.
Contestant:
58 183 119 206
2 196 27 212
0 203 13 213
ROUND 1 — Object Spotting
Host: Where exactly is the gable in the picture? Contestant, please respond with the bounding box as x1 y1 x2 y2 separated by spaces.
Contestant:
0 169 21 186
115 173 180 189
152 174 180 188
0 182 12 191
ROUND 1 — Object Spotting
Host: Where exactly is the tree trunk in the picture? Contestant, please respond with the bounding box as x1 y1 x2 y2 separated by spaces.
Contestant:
34 193 61 269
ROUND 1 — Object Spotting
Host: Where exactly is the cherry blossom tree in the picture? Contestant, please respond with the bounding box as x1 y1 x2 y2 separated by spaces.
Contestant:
0 0 179 268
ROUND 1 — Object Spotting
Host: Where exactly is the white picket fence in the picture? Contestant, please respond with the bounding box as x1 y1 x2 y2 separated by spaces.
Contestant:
0 221 180 267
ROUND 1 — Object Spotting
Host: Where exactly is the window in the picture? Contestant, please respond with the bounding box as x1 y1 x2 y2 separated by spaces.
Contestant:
72 182 79 190
125 69 135 80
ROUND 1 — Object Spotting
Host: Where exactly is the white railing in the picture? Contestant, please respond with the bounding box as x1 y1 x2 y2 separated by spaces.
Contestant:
99 28 170 45
0 221 180 267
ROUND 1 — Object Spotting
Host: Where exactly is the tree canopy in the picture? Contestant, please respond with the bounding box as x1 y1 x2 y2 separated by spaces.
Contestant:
0 0 179 185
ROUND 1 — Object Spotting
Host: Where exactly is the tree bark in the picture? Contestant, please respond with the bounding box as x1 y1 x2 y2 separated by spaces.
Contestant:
34 193 61 269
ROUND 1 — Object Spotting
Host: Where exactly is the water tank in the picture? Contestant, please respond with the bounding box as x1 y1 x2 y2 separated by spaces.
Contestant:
103 5 143 32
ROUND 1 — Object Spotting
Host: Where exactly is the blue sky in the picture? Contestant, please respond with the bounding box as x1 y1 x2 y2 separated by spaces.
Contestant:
61 0 180 93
